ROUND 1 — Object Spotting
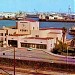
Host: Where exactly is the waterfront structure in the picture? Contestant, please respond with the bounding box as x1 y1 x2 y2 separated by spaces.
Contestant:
39 13 64 20
0 12 16 19
0 19 66 51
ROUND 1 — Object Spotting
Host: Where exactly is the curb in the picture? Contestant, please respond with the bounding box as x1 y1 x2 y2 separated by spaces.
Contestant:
43 50 74 59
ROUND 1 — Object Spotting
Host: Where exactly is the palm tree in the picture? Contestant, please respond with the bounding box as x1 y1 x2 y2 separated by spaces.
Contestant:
62 27 67 43
52 40 68 54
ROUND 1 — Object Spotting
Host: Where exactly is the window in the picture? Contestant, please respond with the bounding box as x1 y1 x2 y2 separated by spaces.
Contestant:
21 43 47 49
25 30 26 31
35 35 39 37
0 33 3 36
5 33 7 36
21 29 23 32
5 38 6 41
1 33 3 36
36 44 47 49
33 27 34 30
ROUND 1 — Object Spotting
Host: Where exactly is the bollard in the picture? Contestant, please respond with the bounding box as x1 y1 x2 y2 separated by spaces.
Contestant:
3 53 5 55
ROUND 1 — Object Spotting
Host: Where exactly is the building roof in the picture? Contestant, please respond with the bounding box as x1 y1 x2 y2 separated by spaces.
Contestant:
20 18 36 22
24 37 53 40
40 28 62 30
48 32 61 34
9 34 25 36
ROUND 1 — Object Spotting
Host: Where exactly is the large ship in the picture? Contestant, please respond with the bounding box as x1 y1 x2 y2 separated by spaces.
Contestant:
39 19 75 22
26 14 39 18
39 13 75 22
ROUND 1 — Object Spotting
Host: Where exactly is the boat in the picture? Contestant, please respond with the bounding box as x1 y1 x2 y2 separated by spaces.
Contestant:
26 14 39 18
69 26 75 35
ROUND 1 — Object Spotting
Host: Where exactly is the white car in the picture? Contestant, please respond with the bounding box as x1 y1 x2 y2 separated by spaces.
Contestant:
27 48 33 51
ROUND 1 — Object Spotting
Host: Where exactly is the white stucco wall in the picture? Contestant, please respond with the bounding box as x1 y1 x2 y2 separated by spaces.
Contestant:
0 29 6 41
16 21 39 35
17 21 30 34
30 22 39 30
6 35 55 51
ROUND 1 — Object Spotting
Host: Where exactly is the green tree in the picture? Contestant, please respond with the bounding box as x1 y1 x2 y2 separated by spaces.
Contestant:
52 40 68 54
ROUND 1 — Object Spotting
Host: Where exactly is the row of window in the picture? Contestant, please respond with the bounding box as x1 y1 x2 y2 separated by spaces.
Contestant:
21 43 47 49
20 29 28 32
0 38 6 41
0 33 7 36
0 33 3 36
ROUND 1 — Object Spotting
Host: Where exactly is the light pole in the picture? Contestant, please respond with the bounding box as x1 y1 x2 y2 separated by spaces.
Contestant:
66 47 68 71
14 47 15 75
66 48 68 64
10 45 15 75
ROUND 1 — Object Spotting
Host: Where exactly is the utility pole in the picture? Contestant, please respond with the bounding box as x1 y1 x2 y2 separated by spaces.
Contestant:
10 45 16 75
66 46 69 71
14 47 15 75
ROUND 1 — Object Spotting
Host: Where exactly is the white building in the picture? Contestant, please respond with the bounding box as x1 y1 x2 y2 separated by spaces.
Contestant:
0 19 66 51
4 20 65 51
0 12 16 18
39 14 46 20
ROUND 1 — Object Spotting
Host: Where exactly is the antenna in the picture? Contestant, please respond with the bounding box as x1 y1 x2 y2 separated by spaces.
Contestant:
68 5 71 19
68 5 71 14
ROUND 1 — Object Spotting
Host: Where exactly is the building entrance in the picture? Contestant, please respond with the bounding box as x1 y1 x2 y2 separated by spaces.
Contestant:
8 40 17 47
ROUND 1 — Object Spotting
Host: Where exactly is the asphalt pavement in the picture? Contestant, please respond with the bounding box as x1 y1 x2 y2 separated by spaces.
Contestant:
0 47 75 65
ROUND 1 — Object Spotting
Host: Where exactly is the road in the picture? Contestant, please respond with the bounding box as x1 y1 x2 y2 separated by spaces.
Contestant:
0 47 75 65
0 47 75 75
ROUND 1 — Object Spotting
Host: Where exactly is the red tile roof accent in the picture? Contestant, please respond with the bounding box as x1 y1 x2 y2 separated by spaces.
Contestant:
25 37 53 40
21 18 36 22
9 34 25 36
48 32 61 34
40 28 62 30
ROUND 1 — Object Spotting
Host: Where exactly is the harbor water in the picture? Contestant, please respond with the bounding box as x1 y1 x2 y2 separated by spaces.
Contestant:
0 20 75 39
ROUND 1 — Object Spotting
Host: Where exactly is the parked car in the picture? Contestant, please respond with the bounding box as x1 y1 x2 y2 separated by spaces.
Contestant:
27 47 33 51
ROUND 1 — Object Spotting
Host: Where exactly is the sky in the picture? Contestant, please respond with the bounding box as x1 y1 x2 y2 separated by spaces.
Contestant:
0 0 74 13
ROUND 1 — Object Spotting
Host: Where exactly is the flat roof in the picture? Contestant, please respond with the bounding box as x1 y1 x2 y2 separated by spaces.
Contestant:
40 28 62 30
48 32 61 34
24 37 54 40
19 18 36 22
9 34 25 36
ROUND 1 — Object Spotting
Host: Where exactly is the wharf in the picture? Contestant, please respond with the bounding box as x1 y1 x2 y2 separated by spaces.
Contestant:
39 19 75 22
